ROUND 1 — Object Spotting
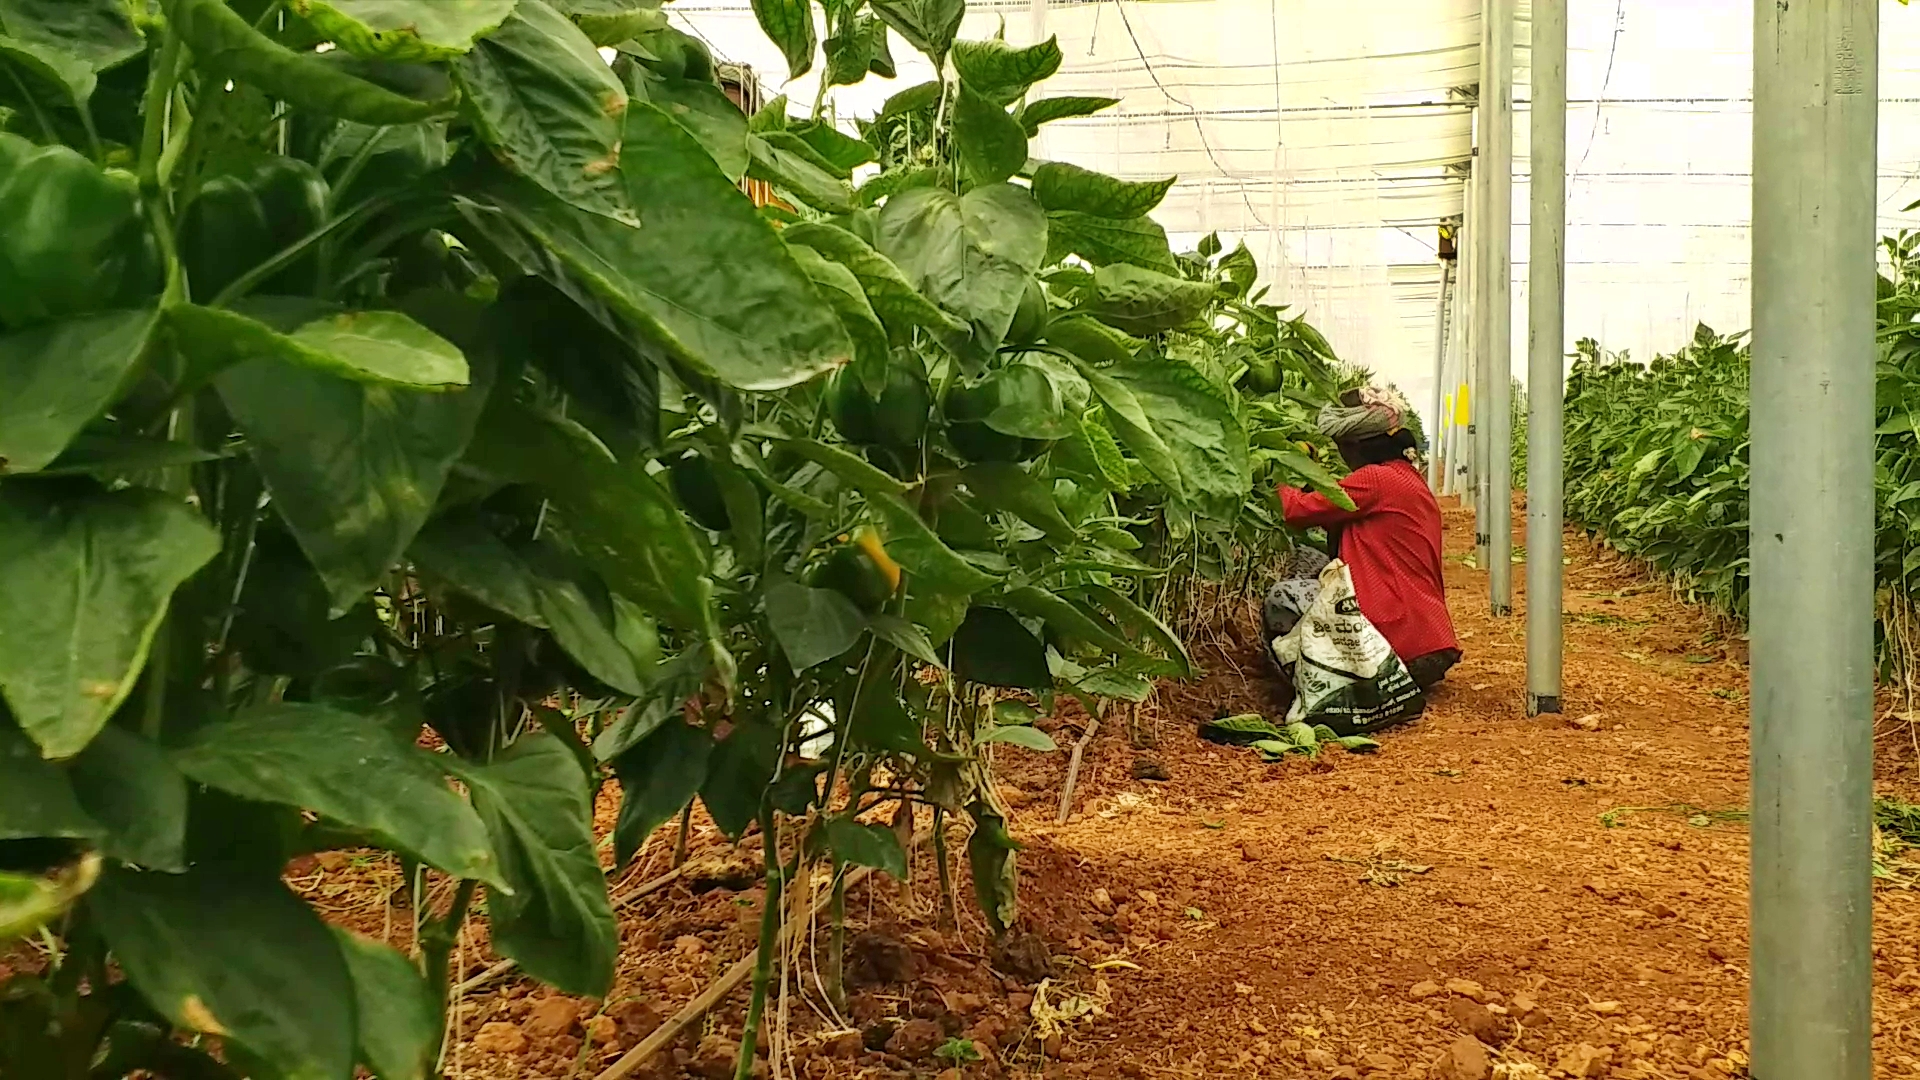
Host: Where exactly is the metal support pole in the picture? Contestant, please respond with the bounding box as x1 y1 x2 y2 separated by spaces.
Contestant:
1468 153 1488 560
1448 186 1473 499
1750 2 1876 1076
1427 260 1454 489
1483 0 1513 615
1524 0 1566 715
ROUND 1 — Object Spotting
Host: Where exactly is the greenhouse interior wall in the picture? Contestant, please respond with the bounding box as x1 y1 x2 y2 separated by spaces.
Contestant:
675 0 1920 433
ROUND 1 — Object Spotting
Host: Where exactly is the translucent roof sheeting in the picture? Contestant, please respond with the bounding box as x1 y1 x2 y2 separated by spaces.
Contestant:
671 0 1920 429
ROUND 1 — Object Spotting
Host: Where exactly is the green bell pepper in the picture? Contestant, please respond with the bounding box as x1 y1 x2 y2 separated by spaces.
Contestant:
0 134 160 330
177 156 330 301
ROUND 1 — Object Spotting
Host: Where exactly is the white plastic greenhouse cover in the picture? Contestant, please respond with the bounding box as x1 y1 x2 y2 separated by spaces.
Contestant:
669 0 1920 432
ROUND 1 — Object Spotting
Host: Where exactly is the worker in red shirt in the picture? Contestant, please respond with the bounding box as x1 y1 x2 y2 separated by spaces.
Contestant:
1272 388 1461 689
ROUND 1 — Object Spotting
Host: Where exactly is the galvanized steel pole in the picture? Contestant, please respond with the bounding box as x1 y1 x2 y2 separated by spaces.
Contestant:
1452 161 1475 501
1469 150 1489 567
1751 1 1877 1074
1427 260 1454 489
1524 0 1565 714
1483 0 1513 615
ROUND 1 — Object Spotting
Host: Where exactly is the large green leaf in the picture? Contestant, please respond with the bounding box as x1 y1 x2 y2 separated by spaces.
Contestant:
217 353 493 614
1088 264 1216 335
467 400 715 636
998 584 1134 656
780 223 968 344
960 462 1073 540
0 0 142 110
699 720 778 839
0 856 99 946
979 724 1056 751
474 102 853 391
765 581 868 670
821 816 907 877
788 245 889 373
1017 95 1117 135
455 0 632 225
0 308 156 475
173 703 506 888
69 725 187 870
952 84 1027 187
0 486 219 760
750 0 814 77
869 492 996 596
165 0 453 124
295 1 516 60
1074 582 1191 676
1049 339 1185 500
450 733 617 996
876 184 1047 347
88 864 356 1080
867 0 964 64
553 0 668 44
332 928 440 1080
0 719 94 840
171 303 470 390
951 606 1050 690
1032 162 1174 218
410 519 648 694
628 68 749 182
1045 211 1178 273
1110 357 1249 519
747 132 856 213
952 36 1062 105
610 719 710 866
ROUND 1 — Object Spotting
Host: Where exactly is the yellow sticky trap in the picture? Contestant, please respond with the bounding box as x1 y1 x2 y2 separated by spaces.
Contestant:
1454 385 1471 426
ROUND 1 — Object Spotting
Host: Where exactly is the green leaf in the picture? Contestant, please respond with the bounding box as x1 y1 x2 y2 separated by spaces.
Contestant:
217 353 492 614
980 724 1056 751
174 704 506 889
1045 211 1178 273
0 0 143 71
88 863 355 1080
993 699 1039 724
951 83 1027 187
628 69 749 182
765 581 868 670
1074 583 1191 676
1267 446 1355 511
781 222 969 344
789 244 890 373
1198 713 1285 743
455 0 632 225
171 304 470 390
0 486 219 760
1043 312 1135 367
69 726 187 870
869 493 996 596
790 121 876 174
965 801 1018 934
0 308 157 475
293 0 517 61
610 720 710 866
998 585 1134 655
449 733 617 996
777 436 908 496
1032 162 1173 218
35 430 222 477
165 0 453 124
554 0 668 44
1050 338 1184 500
960 463 1073 540
1017 95 1117 136
1110 357 1250 519
867 0 964 64
474 102 854 391
332 928 440 1080
467 401 714 636
699 721 777 839
1335 735 1379 753
981 361 1076 439
869 612 944 668
845 674 925 756
750 0 815 77
952 607 1050 690
1089 264 1216 335
876 184 1048 346
0 718 94 840
0 856 99 945
821 817 908 877
1075 667 1152 702
952 36 1062 105
747 132 856 213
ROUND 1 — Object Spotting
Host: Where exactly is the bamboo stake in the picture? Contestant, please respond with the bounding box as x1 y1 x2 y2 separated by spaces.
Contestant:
1056 715 1100 824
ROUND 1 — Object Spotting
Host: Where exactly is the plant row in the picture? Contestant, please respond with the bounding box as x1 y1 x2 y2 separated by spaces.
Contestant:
0 2 1350 1078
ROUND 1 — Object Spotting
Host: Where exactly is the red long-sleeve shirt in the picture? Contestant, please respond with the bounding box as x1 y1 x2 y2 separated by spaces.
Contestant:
1277 459 1458 662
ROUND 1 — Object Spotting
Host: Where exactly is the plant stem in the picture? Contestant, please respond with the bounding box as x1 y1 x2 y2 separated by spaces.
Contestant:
138 29 185 305
422 878 479 1067
673 802 693 867
825 864 847 1010
932 806 957 932
733 808 783 1080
